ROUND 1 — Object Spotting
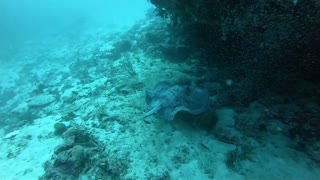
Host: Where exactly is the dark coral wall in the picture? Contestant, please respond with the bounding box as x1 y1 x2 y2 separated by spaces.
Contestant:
150 0 320 85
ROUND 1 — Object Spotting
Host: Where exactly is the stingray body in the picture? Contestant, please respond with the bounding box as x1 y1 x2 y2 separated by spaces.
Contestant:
144 81 210 121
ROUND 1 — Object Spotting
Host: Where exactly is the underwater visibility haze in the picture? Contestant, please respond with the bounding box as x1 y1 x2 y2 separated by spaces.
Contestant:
0 0 320 179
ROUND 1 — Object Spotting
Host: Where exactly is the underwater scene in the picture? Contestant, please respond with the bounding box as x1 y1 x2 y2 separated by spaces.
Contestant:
0 0 320 179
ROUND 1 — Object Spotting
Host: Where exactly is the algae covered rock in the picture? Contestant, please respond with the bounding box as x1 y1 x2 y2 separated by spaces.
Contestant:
41 145 89 180
40 127 129 179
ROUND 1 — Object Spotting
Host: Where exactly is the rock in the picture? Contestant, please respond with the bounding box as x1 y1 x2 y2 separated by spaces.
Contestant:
2 129 20 139
27 94 55 108
54 123 68 136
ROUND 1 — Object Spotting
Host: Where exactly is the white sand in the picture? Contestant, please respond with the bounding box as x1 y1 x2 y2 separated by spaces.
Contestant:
0 116 62 179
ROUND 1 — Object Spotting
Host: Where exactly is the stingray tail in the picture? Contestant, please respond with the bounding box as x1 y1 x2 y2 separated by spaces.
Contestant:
143 105 160 119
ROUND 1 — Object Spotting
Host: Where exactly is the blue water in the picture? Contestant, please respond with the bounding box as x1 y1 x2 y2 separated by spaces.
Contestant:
0 0 151 52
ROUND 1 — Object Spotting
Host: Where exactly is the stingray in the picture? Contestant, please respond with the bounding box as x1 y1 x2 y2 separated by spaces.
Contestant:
144 81 210 121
